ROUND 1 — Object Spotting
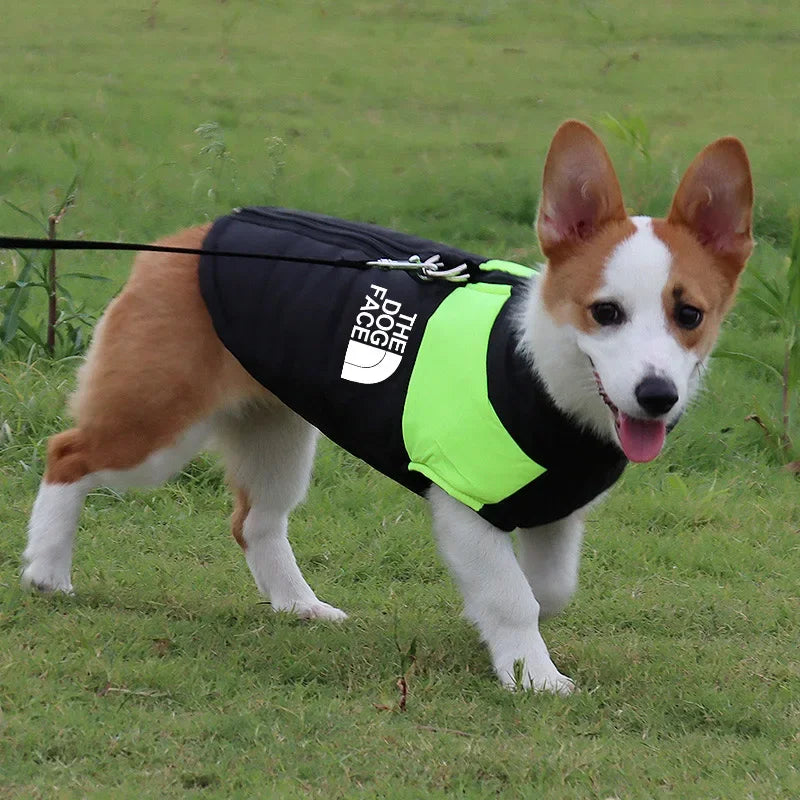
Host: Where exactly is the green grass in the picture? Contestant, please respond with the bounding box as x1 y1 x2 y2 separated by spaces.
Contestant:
1 1 799 797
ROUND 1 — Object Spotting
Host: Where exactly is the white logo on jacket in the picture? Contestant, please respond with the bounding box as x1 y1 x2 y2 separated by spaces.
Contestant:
340 283 417 384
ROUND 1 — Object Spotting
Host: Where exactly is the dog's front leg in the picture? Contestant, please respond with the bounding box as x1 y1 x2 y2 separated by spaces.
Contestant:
428 487 575 694
516 509 586 620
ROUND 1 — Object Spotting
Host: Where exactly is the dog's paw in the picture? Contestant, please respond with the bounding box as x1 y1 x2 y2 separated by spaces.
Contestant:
496 659 576 695
274 600 348 622
525 672 576 696
21 563 74 595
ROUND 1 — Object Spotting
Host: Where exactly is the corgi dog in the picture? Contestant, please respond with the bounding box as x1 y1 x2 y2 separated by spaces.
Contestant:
21 121 753 694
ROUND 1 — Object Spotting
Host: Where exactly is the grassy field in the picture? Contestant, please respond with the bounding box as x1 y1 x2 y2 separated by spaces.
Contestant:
1 1 799 797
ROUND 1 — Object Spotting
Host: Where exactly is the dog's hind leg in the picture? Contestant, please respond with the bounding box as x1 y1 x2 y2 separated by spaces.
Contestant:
516 509 586 620
218 404 347 621
22 419 213 593
22 229 261 593
23 435 95 594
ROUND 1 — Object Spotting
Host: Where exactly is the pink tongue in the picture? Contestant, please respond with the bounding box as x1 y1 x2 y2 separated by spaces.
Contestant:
618 413 667 462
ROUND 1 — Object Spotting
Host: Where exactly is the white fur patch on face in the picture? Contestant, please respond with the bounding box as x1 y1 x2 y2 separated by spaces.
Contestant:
600 217 671 302
575 217 700 424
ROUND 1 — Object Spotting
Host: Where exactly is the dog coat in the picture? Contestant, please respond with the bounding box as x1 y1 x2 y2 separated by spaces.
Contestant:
199 207 627 532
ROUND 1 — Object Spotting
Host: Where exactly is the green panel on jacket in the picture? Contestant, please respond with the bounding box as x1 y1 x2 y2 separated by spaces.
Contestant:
402 281 547 511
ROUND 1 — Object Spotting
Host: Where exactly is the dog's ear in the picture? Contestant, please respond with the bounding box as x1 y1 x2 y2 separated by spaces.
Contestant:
537 120 627 262
667 137 754 271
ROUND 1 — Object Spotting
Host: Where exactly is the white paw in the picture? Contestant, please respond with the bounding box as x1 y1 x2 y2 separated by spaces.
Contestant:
21 562 74 595
496 660 576 695
273 600 348 622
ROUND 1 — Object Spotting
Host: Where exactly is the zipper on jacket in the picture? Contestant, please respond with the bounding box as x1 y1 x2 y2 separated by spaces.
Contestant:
233 207 483 270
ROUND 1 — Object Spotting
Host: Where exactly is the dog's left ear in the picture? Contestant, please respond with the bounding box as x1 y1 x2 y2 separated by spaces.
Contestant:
668 137 754 272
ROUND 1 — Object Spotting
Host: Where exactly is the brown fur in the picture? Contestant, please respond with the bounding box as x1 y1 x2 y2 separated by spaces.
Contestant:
230 487 251 550
539 218 637 330
44 429 91 484
46 225 268 485
656 136 753 356
652 220 742 357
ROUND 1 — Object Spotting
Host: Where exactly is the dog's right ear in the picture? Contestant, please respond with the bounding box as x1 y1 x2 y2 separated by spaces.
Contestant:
537 120 627 262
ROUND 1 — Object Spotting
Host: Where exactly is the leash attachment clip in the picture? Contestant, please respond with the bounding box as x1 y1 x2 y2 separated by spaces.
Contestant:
366 254 470 282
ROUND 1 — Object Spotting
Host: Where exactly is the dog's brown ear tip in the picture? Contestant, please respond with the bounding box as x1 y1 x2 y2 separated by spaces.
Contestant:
703 136 750 175
553 118 594 132
711 135 749 155
550 119 601 145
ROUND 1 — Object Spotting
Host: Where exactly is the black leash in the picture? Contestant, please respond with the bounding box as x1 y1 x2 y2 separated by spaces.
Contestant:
0 235 371 267
0 235 472 281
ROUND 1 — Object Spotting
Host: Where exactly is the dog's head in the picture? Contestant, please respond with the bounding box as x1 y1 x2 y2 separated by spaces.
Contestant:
530 120 753 462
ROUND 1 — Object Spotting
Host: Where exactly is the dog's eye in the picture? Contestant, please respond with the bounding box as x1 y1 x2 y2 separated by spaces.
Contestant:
590 302 625 326
675 304 703 330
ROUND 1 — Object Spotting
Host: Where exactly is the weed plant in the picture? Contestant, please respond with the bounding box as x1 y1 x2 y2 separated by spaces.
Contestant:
717 219 800 463
1 177 108 359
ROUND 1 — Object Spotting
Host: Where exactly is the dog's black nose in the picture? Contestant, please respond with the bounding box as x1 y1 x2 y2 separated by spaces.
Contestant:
635 376 679 416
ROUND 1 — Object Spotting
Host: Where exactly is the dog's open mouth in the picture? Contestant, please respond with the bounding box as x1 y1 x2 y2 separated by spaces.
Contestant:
592 371 666 463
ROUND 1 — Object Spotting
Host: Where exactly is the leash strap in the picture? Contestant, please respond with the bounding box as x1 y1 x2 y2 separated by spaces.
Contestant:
0 235 470 282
